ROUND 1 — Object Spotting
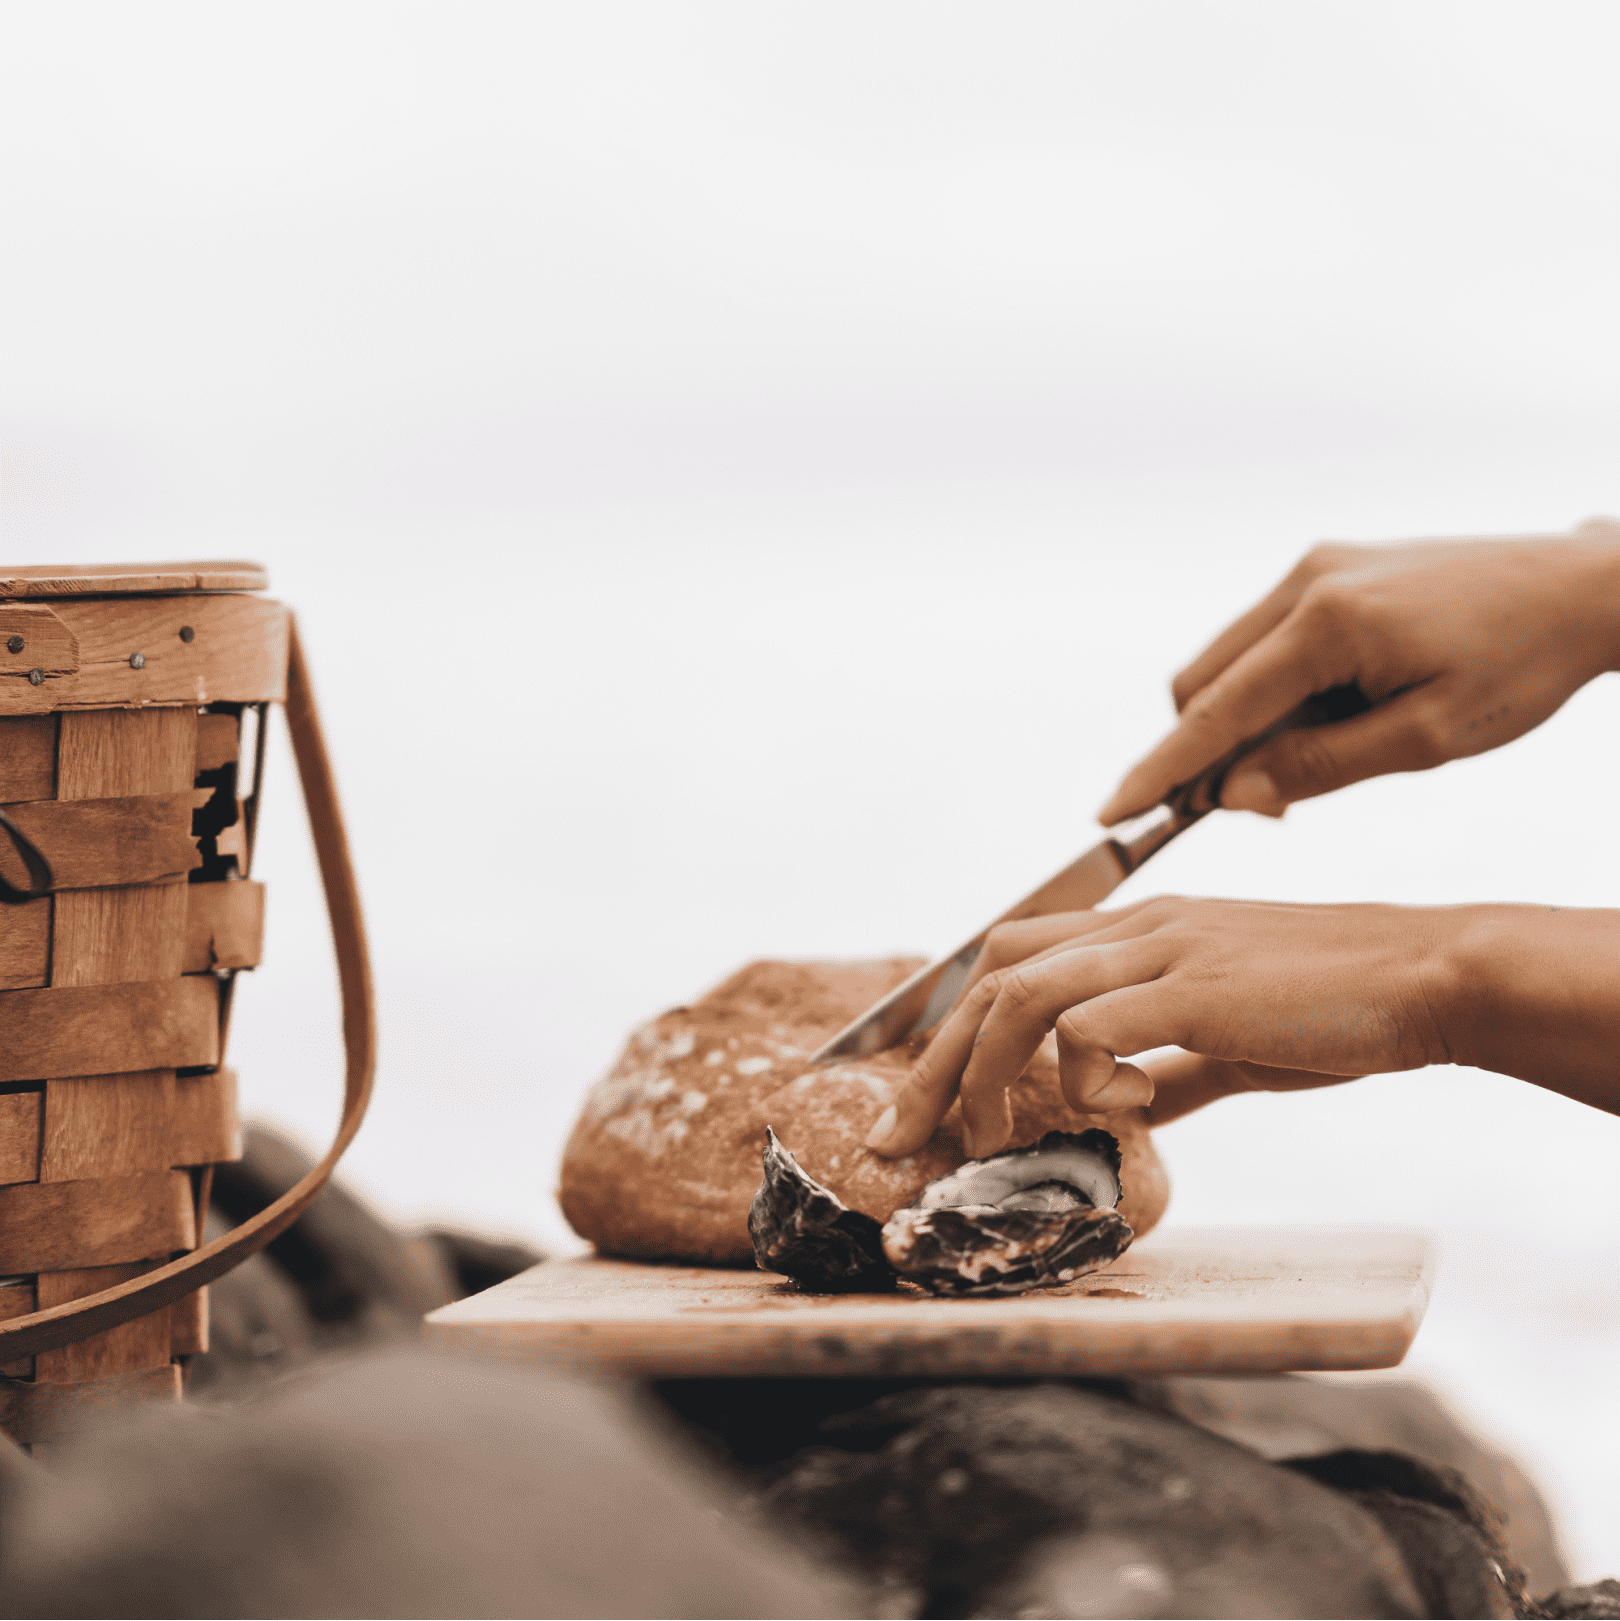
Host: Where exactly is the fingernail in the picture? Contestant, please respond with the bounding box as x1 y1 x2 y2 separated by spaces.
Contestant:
864 1105 899 1151
1221 763 1285 818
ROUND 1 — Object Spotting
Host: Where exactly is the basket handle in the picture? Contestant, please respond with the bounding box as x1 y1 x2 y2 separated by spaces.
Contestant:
0 614 376 1363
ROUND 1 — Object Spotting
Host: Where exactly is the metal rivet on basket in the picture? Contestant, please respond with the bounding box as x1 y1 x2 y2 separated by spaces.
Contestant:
129 652 146 670
5 636 23 654
27 669 44 686
179 625 195 643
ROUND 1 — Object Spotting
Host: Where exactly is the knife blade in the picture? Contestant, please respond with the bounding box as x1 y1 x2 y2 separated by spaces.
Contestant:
809 682 1371 1066
808 800 1193 1065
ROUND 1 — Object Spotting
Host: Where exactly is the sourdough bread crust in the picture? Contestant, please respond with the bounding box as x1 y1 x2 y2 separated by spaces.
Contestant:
558 958 1170 1265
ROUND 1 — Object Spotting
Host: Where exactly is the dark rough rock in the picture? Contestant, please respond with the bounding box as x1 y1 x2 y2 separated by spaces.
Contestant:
1132 1373 1571 1599
1543 1578 1620 1618
761 1383 1430 1617
749 1127 895 1293
189 1124 543 1397
1285 1449 1523 1617
427 1228 547 1299
655 1373 1608 1619
188 1223 323 1394
208 1127 462 1328
0 1349 866 1619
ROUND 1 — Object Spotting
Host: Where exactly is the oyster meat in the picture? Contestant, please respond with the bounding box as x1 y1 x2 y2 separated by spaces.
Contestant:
750 1126 1135 1298
748 1127 896 1292
881 1129 1134 1297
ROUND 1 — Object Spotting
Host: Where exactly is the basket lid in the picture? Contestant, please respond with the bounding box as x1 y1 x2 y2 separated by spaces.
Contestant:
0 561 268 598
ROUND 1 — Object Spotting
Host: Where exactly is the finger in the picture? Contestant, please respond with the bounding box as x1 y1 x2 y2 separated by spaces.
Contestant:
1171 545 1366 710
1138 1050 1235 1126
1052 984 1189 1111
934 907 1200 1134
924 905 1167 1033
1171 578 1312 714
866 958 1016 1156
1100 617 1338 823
1061 1053 1155 1114
958 938 1171 1155
1140 1050 1361 1127
864 1027 972 1158
970 913 1124 979
967 905 1163 985
1220 686 1446 814
874 906 1196 1157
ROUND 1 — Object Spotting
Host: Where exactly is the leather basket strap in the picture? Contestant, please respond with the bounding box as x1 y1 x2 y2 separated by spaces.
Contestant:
0 615 376 1362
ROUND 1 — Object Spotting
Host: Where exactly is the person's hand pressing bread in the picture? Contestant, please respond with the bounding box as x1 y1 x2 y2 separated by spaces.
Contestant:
866 899 1620 1159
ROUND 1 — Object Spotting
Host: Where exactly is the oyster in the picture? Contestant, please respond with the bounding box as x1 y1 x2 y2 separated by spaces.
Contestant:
880 1129 1134 1297
748 1127 896 1292
750 1125 1136 1299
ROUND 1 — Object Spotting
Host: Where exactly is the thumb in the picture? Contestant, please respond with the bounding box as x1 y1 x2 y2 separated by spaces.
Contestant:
1221 692 1444 814
1139 1051 1239 1126
1141 1051 1362 1126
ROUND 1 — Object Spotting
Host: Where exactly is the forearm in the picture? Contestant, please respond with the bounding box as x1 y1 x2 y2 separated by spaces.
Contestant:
1440 904 1620 1114
1562 520 1620 675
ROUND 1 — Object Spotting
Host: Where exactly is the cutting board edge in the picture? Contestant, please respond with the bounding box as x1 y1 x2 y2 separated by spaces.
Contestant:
421 1304 1425 1380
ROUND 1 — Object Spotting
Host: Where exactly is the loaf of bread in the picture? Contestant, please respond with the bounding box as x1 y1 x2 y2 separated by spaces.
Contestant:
558 957 1170 1265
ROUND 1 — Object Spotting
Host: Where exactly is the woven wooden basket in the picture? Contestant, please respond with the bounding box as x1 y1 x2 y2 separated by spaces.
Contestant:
0 562 374 1446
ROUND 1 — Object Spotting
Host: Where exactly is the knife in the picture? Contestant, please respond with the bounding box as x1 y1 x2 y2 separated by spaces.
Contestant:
809 683 1370 1065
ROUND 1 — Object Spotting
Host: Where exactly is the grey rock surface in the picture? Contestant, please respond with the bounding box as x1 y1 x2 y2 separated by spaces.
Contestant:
761 1382 1435 1617
0 1349 867 1620
1543 1577 1620 1619
188 1125 542 1397
1136 1372 1569 1597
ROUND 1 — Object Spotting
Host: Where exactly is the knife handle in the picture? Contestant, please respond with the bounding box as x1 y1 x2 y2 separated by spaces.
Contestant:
1110 681 1372 878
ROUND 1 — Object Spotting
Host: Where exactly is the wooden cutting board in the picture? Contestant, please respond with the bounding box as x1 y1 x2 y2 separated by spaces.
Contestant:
424 1225 1435 1379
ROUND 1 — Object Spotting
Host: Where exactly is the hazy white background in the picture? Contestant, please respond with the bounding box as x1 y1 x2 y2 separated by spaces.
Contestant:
2 0 1616 1579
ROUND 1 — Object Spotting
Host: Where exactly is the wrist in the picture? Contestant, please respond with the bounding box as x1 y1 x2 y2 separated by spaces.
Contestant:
1434 902 1620 1114
1419 904 1512 1070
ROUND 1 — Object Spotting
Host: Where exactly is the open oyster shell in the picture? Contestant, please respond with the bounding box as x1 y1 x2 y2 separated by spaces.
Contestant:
748 1127 896 1292
881 1129 1134 1297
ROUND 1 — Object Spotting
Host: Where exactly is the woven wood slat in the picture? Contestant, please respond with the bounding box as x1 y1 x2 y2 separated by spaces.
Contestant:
195 712 238 774
170 1284 208 1356
34 1263 172 1383
183 883 264 973
0 716 56 802
0 905 50 991
0 978 219 1086
52 887 190 987
0 1093 42 1183
57 708 198 801
0 794 209 892
40 1069 241 1183
0 1364 182 1443
0 1170 196 1272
